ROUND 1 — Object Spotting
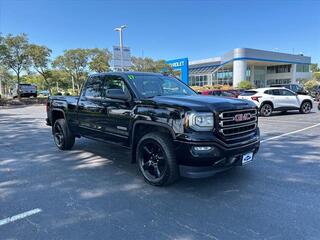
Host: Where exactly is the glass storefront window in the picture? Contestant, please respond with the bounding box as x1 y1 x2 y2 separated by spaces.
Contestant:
267 65 291 74
189 75 209 86
296 64 310 72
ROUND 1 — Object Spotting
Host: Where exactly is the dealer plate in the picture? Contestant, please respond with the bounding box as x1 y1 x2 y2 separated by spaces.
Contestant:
242 152 253 165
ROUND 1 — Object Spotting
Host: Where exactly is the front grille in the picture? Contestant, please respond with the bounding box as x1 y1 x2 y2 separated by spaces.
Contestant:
217 109 257 141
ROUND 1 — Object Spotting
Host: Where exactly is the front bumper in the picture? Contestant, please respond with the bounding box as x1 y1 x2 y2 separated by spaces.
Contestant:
174 133 260 178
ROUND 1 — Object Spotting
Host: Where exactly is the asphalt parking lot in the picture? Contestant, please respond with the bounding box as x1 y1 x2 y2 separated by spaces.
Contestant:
1 104 320 240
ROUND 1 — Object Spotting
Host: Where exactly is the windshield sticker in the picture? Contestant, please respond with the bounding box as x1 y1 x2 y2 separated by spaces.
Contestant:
127 75 135 80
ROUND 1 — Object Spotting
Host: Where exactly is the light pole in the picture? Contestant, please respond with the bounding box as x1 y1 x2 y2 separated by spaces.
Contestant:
114 25 127 71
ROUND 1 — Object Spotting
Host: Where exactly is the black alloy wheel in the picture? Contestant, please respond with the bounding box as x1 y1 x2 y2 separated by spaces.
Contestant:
137 133 179 186
53 122 64 148
52 119 75 150
139 139 167 181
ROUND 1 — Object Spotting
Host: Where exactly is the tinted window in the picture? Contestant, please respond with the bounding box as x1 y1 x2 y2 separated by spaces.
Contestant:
104 76 130 98
240 91 257 96
270 89 281 95
84 76 104 99
211 91 221 96
221 91 234 97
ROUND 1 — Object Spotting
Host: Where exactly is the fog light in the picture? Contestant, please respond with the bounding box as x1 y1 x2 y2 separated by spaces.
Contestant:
193 146 213 151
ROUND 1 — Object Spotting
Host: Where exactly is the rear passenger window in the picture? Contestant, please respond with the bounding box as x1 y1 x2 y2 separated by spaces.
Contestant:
84 76 104 99
271 89 281 95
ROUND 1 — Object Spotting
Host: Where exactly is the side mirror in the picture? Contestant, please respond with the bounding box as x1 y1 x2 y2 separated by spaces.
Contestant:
106 89 129 100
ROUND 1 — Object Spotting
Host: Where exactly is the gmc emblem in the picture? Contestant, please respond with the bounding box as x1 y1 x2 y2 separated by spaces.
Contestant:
234 113 252 122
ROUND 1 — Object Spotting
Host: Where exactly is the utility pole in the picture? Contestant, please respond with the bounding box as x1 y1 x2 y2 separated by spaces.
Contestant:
114 25 127 71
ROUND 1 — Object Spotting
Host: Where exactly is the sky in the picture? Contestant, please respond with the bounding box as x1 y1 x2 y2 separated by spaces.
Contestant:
0 0 319 64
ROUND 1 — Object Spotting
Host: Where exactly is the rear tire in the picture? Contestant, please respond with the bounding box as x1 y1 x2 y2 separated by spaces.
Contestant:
260 103 273 117
52 119 75 150
136 132 179 186
300 101 312 114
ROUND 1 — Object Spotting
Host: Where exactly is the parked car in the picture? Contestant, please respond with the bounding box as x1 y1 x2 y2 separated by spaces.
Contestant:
270 83 308 95
201 89 236 98
46 72 260 186
38 90 50 97
238 87 313 117
310 85 320 99
12 83 37 98
226 89 243 97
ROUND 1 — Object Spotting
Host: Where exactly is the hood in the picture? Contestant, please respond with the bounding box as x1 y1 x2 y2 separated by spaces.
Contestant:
144 95 256 112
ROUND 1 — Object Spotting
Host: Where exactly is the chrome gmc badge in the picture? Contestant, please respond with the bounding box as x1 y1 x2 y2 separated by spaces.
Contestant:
234 113 252 122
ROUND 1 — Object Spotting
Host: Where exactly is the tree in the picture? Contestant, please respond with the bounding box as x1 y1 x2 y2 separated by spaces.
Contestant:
310 63 319 73
27 44 53 95
89 48 111 73
0 34 31 99
131 57 173 73
313 72 320 81
49 69 71 94
53 49 91 93
304 80 319 91
237 80 254 89
0 67 14 96
22 74 44 89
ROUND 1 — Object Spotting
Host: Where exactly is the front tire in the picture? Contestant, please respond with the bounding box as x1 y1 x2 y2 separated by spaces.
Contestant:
300 101 312 114
260 103 273 117
52 119 75 150
136 132 179 186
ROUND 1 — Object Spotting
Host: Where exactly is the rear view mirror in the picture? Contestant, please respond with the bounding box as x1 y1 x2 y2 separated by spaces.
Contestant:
106 89 129 100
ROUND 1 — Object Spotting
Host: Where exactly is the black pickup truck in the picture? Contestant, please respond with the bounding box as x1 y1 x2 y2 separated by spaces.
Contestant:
46 72 260 186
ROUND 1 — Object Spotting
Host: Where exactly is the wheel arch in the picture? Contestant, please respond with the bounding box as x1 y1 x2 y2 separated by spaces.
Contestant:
130 120 176 163
260 100 274 109
301 99 313 109
51 108 66 126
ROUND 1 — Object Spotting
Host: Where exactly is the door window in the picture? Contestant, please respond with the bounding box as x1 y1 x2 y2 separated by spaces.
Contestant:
84 76 104 99
104 76 130 98
279 89 296 96
270 89 281 96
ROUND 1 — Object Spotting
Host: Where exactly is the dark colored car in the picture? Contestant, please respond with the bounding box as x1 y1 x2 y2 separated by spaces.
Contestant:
270 84 308 95
46 72 260 186
201 89 236 98
310 85 320 98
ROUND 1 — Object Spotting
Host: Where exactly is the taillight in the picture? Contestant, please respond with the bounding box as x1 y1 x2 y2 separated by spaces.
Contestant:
251 96 262 102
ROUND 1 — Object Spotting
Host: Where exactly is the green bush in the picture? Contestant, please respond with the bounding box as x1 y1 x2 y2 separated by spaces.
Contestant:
237 81 254 90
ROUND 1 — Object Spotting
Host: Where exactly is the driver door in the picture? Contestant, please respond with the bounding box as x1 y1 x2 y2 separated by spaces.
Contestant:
100 75 134 142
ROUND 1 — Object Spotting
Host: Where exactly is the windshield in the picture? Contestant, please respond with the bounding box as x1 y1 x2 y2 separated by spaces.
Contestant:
129 75 197 98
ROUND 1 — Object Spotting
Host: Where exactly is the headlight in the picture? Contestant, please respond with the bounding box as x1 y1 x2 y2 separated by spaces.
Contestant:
186 112 214 131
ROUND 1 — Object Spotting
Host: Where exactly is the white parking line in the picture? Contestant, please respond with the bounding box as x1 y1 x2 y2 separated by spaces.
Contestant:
0 208 42 226
259 119 319 124
261 123 320 143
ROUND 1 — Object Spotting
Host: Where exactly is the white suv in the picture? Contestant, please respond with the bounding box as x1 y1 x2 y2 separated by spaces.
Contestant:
239 87 313 117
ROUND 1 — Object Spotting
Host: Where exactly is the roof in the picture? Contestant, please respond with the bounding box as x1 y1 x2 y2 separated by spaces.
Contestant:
248 87 286 91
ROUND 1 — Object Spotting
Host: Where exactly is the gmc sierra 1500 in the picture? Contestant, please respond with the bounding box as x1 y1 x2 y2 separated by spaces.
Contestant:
47 72 260 186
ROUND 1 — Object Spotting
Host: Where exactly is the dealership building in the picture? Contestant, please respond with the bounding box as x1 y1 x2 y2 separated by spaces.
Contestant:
167 48 312 88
